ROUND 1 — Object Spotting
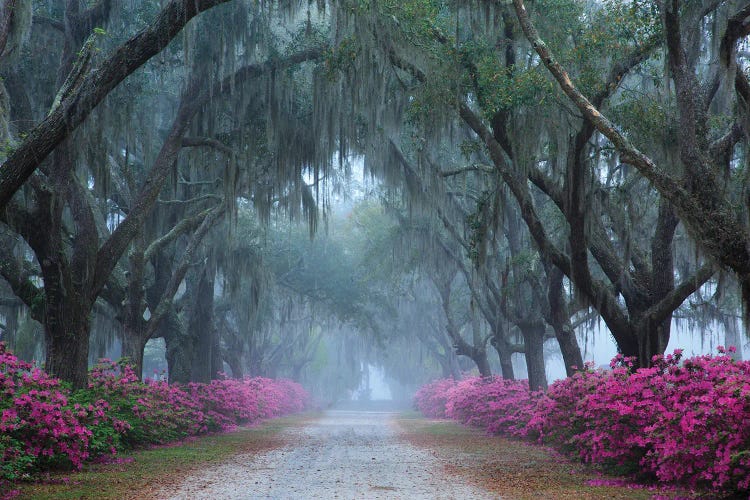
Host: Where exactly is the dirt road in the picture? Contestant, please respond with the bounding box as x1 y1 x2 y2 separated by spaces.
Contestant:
157 410 496 499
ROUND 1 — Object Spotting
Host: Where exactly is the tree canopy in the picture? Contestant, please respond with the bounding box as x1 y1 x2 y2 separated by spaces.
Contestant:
0 0 748 395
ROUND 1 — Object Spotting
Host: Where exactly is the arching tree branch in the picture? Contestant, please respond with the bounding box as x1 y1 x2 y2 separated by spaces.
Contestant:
0 0 234 210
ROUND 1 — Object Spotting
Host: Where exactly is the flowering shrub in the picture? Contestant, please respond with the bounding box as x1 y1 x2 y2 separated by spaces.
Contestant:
242 377 288 419
0 344 309 481
270 378 309 414
186 377 308 431
86 360 206 445
525 362 609 451
644 349 750 490
413 378 456 418
0 343 115 479
187 378 257 431
445 376 540 437
561 349 750 491
414 376 539 436
414 348 750 495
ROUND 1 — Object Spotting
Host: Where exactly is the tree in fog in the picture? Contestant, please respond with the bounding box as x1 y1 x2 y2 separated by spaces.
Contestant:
1 0 747 394
0 1 327 385
513 0 750 333
329 0 723 370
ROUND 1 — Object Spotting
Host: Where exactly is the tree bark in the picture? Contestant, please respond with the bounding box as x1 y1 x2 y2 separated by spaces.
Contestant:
545 266 583 375
120 327 148 379
188 260 218 383
519 321 547 391
496 346 515 380
491 324 516 380
225 351 244 379
163 309 190 384
43 291 90 389
0 0 19 59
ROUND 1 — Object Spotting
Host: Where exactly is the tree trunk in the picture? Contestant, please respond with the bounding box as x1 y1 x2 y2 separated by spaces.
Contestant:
44 294 90 389
474 350 492 378
36 166 94 389
450 332 492 377
469 299 491 377
188 262 217 383
495 344 515 380
546 266 583 376
634 314 671 369
120 327 148 380
162 310 191 384
121 237 148 379
166 331 193 384
225 351 245 379
554 324 584 376
519 322 547 391
491 322 515 380
211 324 223 377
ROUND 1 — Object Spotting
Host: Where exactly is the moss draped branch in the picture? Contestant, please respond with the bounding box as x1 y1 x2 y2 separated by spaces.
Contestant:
511 0 750 280
0 0 234 210
91 47 325 301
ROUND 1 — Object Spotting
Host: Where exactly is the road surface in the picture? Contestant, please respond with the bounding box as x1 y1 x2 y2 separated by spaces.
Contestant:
157 410 496 499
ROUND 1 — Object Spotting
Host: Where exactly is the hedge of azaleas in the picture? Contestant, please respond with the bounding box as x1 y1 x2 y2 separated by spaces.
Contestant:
413 348 750 495
0 343 308 481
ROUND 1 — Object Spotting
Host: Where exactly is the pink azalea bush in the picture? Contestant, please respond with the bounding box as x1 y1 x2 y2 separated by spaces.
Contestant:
0 343 117 480
414 348 750 495
187 378 259 431
413 378 456 418
85 360 208 445
186 377 308 431
0 343 309 482
268 378 309 414
444 376 540 437
85 360 309 444
644 350 750 490
525 361 610 452
556 349 750 492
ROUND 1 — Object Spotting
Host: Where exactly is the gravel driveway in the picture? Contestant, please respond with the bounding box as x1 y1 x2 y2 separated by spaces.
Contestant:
157 410 497 499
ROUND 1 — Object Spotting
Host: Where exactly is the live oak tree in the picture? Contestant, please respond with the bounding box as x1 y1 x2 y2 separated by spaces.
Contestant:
511 0 750 337
0 1 326 386
385 135 584 389
1 0 747 392
0 0 234 387
338 0 719 367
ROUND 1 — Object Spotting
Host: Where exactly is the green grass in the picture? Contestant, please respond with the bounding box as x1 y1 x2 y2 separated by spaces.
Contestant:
9 414 315 500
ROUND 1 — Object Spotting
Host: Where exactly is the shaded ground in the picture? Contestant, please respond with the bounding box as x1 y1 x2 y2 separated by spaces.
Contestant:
396 414 700 500
156 410 495 499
